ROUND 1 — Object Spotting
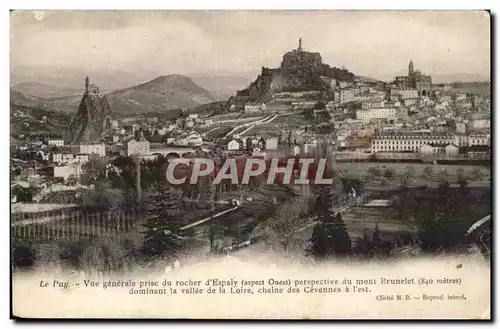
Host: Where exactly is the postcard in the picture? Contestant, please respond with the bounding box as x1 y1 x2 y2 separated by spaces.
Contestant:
10 10 491 319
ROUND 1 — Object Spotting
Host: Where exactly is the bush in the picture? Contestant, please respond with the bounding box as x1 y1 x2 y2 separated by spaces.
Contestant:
422 166 434 178
383 168 395 180
470 167 484 181
368 167 382 177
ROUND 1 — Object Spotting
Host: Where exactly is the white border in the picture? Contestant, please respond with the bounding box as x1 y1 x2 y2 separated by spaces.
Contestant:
2 1 497 327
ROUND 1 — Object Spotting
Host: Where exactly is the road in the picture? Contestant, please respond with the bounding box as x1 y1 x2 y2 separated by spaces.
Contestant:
179 205 240 231
224 114 278 139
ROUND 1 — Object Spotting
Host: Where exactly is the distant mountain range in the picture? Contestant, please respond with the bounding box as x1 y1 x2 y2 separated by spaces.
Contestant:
12 81 81 99
431 73 490 84
19 74 219 115
189 74 253 100
11 67 254 101
10 66 490 116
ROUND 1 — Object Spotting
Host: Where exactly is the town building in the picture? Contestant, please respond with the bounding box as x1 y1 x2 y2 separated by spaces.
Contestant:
80 143 106 157
338 89 355 103
356 107 397 123
468 132 490 146
54 163 82 181
393 59 432 91
47 139 64 147
185 119 195 129
470 119 491 130
52 153 74 164
398 89 419 100
227 139 243 151
244 103 267 113
76 154 90 163
126 134 150 156
265 138 279 150
361 100 386 109
371 131 455 153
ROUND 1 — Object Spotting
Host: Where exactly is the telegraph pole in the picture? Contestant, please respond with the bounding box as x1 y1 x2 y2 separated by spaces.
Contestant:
134 155 142 203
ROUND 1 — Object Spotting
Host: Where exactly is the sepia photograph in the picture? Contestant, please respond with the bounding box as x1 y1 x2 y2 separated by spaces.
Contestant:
9 10 491 319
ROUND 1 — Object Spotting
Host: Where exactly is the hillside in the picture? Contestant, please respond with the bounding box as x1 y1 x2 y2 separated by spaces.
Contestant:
105 74 217 114
10 102 72 138
12 81 81 99
355 75 383 84
432 73 490 84
45 74 217 114
10 89 44 107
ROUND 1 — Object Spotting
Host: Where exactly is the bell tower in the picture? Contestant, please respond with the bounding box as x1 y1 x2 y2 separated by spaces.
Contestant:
408 59 414 76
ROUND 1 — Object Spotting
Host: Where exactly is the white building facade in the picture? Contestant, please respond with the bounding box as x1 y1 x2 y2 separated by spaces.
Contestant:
47 139 65 147
80 143 106 157
371 132 455 153
356 107 397 123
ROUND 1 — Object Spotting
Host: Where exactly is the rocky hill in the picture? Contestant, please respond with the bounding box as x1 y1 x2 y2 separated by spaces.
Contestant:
230 40 356 104
67 83 112 144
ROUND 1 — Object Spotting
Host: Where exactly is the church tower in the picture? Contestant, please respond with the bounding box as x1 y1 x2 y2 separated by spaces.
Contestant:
298 38 303 52
85 76 89 93
408 59 414 76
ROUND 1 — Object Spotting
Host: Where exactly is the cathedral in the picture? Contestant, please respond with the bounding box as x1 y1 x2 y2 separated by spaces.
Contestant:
394 59 433 89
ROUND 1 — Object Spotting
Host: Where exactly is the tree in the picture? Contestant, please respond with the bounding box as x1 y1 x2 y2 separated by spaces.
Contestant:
246 137 253 152
308 212 352 261
262 198 309 259
439 169 450 183
470 167 484 181
458 179 470 195
368 167 382 178
140 186 183 263
369 224 391 258
35 243 62 274
456 168 466 181
321 213 352 257
306 222 329 260
313 184 335 215
404 166 416 180
353 231 373 257
383 168 395 180
422 166 433 179
314 101 326 110
371 224 383 251
79 243 105 275
391 181 476 253
102 237 137 276
66 174 78 186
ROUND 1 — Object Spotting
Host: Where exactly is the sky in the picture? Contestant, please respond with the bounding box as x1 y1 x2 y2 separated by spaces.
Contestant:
10 10 491 82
